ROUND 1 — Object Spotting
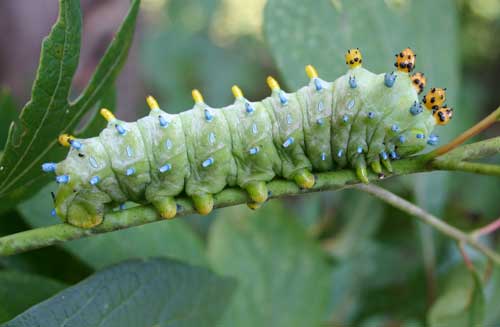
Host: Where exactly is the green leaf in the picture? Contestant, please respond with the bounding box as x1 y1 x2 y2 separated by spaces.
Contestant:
208 202 332 326
428 266 485 327
75 85 117 138
0 0 140 212
3 258 236 327
0 271 66 324
17 183 207 269
0 88 18 151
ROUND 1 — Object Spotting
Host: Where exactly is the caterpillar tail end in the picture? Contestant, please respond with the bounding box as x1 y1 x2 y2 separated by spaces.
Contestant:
293 169 315 189
244 181 268 204
152 197 177 219
192 193 214 216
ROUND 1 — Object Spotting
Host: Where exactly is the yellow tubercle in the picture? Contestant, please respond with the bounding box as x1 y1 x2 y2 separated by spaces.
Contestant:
58 134 74 147
146 95 160 110
345 48 363 68
266 76 280 91
231 85 244 99
191 89 204 104
100 108 116 122
305 65 318 79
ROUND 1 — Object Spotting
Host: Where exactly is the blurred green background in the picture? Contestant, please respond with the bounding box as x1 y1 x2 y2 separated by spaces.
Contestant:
0 0 499 325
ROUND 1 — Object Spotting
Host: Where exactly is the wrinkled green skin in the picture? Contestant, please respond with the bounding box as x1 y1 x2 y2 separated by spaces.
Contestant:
54 67 435 228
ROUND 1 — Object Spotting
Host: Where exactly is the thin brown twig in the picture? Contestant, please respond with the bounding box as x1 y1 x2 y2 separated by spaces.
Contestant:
426 106 500 159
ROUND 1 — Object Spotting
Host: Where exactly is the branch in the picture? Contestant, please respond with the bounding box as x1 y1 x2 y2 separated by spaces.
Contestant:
355 184 500 265
425 106 500 159
0 137 498 256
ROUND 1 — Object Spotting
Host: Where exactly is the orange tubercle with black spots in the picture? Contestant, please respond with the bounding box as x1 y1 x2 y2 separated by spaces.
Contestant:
394 47 416 73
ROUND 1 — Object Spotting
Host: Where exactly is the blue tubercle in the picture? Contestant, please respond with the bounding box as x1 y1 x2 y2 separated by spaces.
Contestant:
245 102 254 114
337 149 344 158
126 167 136 176
416 133 425 139
279 91 288 105
286 114 293 125
69 140 82 150
357 146 363 154
384 72 397 87
368 112 375 119
56 175 69 184
159 115 169 128
202 157 214 168
342 115 349 123
399 135 406 144
89 176 100 185
204 109 213 122
115 124 126 135
316 118 324 126
249 146 259 155
314 78 323 91
321 152 326 161
282 137 294 148
42 162 57 173
159 163 172 173
51 208 56 217
427 134 439 146
349 76 357 89
389 151 398 160
380 151 388 160
391 124 400 132
409 101 423 116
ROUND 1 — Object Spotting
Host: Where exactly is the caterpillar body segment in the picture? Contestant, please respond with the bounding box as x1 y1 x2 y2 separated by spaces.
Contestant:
48 48 454 228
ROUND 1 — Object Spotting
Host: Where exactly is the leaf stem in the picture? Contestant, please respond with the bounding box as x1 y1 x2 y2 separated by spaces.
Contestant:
425 106 500 160
355 184 500 265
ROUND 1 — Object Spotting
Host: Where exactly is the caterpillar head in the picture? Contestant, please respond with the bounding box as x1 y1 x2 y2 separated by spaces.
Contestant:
49 136 113 228
411 72 426 94
345 48 362 68
423 87 447 110
433 106 453 125
395 48 416 73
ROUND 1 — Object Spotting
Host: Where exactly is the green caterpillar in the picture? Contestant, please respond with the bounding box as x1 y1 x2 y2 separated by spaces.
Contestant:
42 48 453 228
